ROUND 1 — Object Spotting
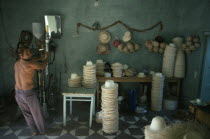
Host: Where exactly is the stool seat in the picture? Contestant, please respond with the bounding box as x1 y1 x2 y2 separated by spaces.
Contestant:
63 88 96 96
62 87 96 127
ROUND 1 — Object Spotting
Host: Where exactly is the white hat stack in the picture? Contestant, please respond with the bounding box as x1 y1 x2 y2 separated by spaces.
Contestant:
172 37 185 78
151 73 165 111
144 116 166 139
162 43 177 77
111 62 123 77
68 73 82 88
83 61 96 88
101 80 119 134
96 60 105 76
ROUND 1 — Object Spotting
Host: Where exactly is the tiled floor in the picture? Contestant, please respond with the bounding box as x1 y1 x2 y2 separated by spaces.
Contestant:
0 102 179 139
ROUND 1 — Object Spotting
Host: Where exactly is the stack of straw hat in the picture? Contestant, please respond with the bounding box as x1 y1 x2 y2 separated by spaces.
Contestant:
162 43 177 77
151 73 165 111
96 59 105 76
172 37 185 78
83 61 96 88
111 62 123 77
68 73 82 88
144 116 166 139
101 80 119 134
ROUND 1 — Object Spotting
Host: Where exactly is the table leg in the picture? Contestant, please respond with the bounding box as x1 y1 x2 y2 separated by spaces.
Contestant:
177 80 181 98
89 96 93 127
93 96 95 116
63 96 66 126
70 97 72 115
97 81 100 107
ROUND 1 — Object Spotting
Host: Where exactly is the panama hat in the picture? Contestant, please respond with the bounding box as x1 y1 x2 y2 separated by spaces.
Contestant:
145 116 166 133
98 31 111 44
183 132 202 139
122 31 131 42
96 43 110 54
71 73 79 79
105 80 115 89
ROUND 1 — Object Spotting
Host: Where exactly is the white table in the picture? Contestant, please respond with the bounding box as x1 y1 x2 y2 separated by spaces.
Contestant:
62 87 96 127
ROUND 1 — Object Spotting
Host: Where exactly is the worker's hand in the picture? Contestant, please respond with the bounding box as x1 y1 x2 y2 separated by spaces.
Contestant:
44 52 49 60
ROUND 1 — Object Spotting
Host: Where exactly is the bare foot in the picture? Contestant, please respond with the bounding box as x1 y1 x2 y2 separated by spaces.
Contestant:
32 132 39 136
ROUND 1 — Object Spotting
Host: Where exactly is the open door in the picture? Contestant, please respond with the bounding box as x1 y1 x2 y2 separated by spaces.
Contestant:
200 34 210 102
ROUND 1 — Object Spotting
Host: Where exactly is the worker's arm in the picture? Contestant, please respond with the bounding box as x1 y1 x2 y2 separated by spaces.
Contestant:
30 52 49 70
32 52 49 62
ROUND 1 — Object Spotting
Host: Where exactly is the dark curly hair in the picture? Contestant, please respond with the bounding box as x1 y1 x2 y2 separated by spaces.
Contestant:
16 43 30 59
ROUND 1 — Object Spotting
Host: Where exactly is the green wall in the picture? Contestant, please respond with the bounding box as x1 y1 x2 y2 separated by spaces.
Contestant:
0 0 210 104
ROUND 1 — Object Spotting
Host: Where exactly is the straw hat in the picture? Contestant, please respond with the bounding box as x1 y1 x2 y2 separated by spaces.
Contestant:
145 116 166 133
86 61 93 66
183 132 203 139
122 31 131 42
96 43 110 54
71 73 79 79
105 80 115 89
172 37 184 46
98 31 111 44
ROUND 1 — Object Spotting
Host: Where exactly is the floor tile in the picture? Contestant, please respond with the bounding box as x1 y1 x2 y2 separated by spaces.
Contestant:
0 101 183 139
118 120 130 131
0 128 10 136
1 133 19 139
56 133 78 139
85 133 107 139
114 132 137 139
18 128 33 136
46 127 63 136
128 127 143 135
75 126 89 136
28 135 49 139
64 120 81 132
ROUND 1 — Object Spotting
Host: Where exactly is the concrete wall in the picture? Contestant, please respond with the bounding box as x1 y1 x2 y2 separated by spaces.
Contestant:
0 0 210 104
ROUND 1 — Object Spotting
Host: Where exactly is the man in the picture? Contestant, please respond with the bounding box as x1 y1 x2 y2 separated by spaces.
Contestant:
14 45 48 135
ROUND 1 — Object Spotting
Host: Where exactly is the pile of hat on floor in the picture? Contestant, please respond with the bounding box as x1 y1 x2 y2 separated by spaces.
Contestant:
68 73 82 87
82 61 97 88
101 80 119 134
144 116 208 139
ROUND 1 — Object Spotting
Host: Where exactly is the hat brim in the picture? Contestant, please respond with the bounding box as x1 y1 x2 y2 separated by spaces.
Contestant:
122 36 131 42
98 31 111 44
96 44 110 55
145 125 165 133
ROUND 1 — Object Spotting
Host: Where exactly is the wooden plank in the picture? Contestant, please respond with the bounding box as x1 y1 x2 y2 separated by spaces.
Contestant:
97 77 152 82
97 76 180 83
62 87 96 96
